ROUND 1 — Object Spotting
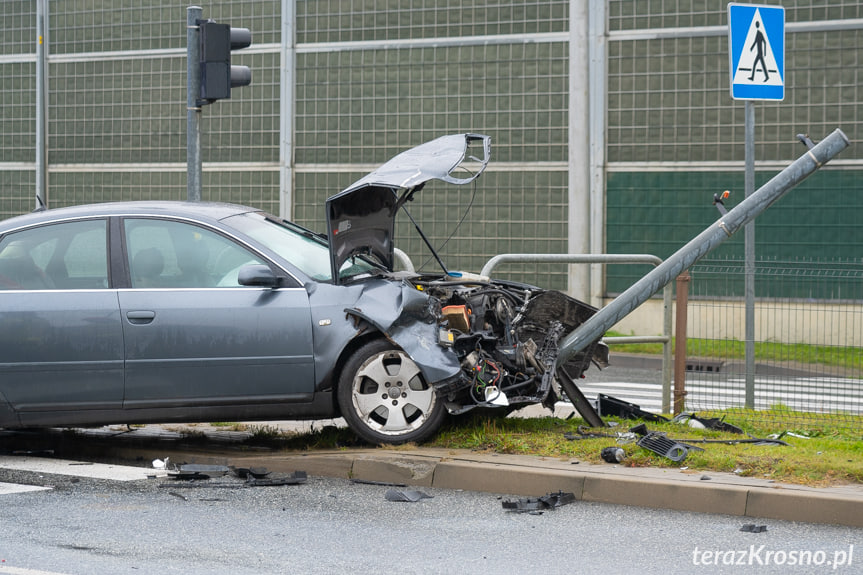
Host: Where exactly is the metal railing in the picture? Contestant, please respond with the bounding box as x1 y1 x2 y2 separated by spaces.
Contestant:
480 253 673 412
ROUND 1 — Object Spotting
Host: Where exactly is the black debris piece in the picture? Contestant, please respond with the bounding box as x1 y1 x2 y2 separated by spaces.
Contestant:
502 491 576 513
230 466 271 479
167 464 230 480
600 446 625 463
740 524 768 533
247 471 307 487
629 423 649 436
385 489 433 502
598 394 669 423
636 431 692 462
698 416 744 434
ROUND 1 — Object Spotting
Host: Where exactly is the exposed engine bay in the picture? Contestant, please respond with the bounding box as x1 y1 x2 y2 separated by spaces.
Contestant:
412 276 609 415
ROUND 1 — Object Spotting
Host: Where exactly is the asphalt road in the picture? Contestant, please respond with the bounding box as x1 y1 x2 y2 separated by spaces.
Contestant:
1 464 860 575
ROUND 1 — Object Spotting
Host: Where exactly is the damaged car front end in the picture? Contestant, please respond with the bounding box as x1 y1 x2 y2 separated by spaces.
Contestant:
322 134 609 444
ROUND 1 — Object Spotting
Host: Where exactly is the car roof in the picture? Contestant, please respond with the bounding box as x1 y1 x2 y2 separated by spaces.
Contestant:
0 201 261 232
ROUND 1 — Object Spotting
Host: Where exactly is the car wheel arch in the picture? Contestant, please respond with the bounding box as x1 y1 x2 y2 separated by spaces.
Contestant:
335 337 446 445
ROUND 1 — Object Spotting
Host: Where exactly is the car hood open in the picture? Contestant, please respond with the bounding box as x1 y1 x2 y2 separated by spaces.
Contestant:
325 133 491 284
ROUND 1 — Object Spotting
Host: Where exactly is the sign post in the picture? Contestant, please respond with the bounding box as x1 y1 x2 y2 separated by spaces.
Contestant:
728 3 785 408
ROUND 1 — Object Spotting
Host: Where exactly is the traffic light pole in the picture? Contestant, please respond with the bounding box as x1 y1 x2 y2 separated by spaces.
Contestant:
554 128 849 371
187 6 203 202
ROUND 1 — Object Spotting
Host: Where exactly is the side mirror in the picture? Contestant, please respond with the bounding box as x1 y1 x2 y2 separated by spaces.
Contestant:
237 264 279 287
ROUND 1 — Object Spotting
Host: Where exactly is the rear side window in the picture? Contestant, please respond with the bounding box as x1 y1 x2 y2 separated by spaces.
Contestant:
0 219 108 290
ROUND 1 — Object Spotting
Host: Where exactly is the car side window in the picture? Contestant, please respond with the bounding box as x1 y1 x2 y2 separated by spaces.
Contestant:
124 218 265 288
0 220 108 290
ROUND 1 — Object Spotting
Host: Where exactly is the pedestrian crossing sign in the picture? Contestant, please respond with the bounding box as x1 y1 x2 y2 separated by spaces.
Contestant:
728 3 785 100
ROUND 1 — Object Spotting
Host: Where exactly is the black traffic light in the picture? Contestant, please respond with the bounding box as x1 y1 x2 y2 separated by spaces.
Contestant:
199 19 252 103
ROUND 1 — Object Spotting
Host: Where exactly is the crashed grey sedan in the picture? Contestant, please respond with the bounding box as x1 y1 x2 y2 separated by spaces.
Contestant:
0 134 607 444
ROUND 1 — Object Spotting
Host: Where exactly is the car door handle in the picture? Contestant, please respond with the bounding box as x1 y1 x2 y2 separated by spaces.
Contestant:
126 310 156 324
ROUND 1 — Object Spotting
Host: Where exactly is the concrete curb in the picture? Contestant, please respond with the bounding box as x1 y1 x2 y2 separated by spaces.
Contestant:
77 441 863 528
4 428 861 527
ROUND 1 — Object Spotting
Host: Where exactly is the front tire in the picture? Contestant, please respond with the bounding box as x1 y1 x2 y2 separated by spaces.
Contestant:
337 339 446 445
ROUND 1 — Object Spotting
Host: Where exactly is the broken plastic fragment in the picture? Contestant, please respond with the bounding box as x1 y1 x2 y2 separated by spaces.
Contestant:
636 431 690 462
597 394 669 422
502 491 575 512
167 464 230 480
231 466 271 479
672 412 743 434
740 524 768 533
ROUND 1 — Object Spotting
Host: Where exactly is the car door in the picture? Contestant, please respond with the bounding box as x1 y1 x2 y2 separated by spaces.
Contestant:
117 217 315 410
0 219 124 419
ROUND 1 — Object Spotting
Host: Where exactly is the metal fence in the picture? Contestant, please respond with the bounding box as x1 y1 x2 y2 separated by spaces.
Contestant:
1 1 861 432
679 258 863 432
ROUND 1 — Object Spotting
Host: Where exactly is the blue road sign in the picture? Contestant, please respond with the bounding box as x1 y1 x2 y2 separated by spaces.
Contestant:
728 3 785 100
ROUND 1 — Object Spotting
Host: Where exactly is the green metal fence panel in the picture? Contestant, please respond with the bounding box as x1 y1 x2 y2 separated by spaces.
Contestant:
606 170 863 298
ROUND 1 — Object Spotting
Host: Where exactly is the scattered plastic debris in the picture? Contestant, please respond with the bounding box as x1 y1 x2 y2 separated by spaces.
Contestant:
502 491 575 513
157 460 307 487
385 489 433 502
740 524 768 533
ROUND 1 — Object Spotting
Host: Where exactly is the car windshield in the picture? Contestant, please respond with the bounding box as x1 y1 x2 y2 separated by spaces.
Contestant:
222 211 377 282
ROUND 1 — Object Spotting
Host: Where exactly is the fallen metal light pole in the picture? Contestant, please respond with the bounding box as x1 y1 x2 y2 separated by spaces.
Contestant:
555 128 850 377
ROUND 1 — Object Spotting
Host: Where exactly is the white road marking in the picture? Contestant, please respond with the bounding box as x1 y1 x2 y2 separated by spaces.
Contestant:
0 455 165 482
0 482 51 495
0 566 73 575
